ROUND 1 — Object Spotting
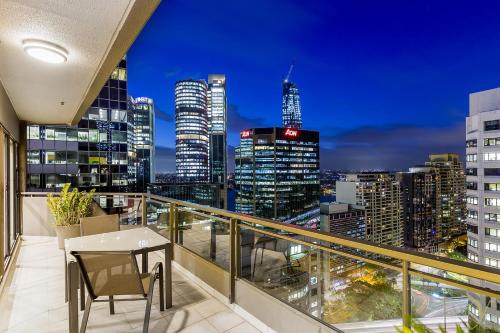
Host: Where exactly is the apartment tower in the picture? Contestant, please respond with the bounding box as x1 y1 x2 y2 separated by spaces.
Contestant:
466 87 500 329
336 172 403 247
399 166 441 253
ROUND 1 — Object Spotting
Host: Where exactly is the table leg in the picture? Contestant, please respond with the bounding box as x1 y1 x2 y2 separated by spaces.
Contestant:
165 245 172 308
68 261 79 333
142 252 148 273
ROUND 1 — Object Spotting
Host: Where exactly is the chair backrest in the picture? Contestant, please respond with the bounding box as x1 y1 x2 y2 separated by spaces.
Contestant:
71 251 145 298
80 214 120 236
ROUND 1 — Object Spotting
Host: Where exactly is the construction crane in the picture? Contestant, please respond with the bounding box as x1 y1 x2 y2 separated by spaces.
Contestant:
284 62 294 83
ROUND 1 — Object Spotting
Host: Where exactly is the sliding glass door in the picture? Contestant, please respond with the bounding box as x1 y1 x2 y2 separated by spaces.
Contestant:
2 131 19 273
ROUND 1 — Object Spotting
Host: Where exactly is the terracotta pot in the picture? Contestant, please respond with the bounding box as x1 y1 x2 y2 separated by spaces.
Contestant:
55 225 81 249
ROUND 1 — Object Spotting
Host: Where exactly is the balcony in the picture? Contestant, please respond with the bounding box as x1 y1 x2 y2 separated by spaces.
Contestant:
1 193 499 333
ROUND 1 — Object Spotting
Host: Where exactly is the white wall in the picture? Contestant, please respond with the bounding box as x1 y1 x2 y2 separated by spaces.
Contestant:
0 80 19 141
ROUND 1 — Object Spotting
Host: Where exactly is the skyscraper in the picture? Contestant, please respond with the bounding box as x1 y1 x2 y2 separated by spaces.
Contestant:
207 74 227 184
129 96 155 192
282 78 302 129
466 87 500 330
399 166 441 253
235 127 320 223
425 153 466 239
175 79 209 183
336 172 403 247
26 59 131 192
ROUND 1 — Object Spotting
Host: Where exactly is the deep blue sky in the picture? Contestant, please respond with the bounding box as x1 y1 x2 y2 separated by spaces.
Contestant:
128 0 500 172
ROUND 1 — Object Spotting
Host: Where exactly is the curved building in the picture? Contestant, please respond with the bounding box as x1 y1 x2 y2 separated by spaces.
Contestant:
175 80 209 183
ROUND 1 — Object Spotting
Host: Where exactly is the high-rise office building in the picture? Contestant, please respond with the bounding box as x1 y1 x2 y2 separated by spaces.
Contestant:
336 172 403 247
466 87 500 330
282 80 302 129
175 79 209 183
26 59 131 192
399 166 441 253
235 127 319 223
425 153 466 239
129 96 155 192
207 74 227 184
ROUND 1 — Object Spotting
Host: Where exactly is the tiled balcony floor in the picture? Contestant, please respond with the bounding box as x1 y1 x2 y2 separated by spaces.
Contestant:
0 236 263 333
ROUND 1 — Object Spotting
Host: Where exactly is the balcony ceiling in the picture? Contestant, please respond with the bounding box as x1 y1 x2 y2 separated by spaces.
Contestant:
0 0 159 125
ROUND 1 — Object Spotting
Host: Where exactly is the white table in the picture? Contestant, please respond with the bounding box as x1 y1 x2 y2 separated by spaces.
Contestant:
65 227 172 333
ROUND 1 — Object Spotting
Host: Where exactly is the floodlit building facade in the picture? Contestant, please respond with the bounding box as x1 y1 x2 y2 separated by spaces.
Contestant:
235 127 320 224
282 81 302 129
175 79 209 183
207 74 227 184
128 96 155 192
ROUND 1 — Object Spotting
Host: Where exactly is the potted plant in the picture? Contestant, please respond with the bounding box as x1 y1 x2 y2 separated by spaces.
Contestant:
47 183 95 249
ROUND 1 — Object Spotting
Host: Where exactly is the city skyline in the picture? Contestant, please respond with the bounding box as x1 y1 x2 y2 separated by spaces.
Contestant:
127 0 500 173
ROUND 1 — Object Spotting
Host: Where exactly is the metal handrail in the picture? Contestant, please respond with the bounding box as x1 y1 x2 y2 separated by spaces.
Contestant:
21 191 500 285
20 191 500 329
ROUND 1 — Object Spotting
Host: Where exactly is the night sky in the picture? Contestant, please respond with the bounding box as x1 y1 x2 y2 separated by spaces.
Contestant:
127 0 500 173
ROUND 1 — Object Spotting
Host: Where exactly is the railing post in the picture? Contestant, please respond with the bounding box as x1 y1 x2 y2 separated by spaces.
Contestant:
141 194 147 226
402 260 411 328
169 203 177 244
170 204 179 244
229 218 238 303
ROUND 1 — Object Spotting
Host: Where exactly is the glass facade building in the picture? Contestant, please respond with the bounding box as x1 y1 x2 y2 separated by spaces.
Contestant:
26 58 131 192
235 127 320 224
207 74 227 184
128 96 155 192
175 80 209 183
282 81 302 129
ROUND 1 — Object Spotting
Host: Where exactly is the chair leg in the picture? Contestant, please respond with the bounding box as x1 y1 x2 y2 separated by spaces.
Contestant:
109 296 115 315
143 293 154 333
80 276 85 311
159 264 165 311
252 248 258 276
80 296 92 333
261 247 264 264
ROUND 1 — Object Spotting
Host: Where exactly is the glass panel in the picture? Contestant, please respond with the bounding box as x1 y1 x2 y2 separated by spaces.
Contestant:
177 207 230 270
67 128 77 141
54 128 66 141
45 128 55 140
28 125 40 139
147 200 171 239
27 150 40 164
88 129 98 143
238 225 403 330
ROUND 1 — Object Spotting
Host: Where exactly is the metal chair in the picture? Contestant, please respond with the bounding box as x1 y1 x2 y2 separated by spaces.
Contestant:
71 250 164 333
79 214 120 312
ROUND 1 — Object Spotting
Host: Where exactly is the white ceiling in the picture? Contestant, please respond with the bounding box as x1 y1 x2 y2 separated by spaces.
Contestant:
0 0 150 125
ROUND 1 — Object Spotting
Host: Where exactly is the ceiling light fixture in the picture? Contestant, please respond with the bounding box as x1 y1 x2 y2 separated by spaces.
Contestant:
23 39 68 64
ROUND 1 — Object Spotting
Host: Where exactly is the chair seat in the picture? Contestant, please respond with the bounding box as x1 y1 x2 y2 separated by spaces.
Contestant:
93 273 153 296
